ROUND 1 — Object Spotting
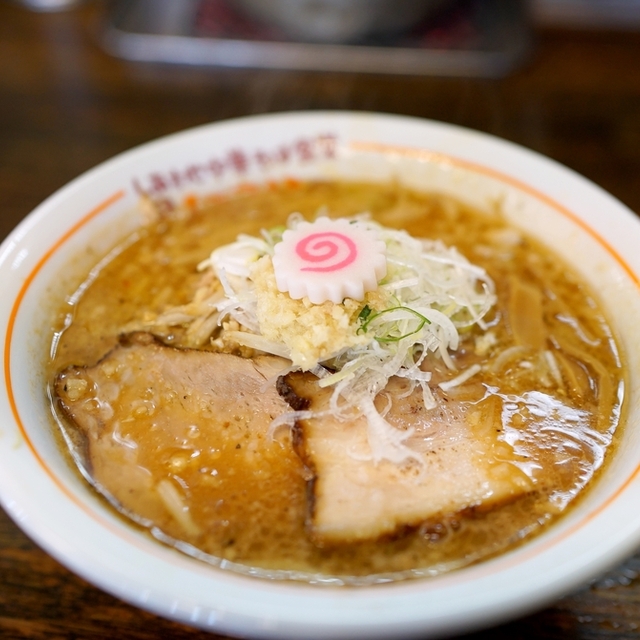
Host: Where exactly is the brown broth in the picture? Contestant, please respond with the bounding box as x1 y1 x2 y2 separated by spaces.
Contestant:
48 180 625 583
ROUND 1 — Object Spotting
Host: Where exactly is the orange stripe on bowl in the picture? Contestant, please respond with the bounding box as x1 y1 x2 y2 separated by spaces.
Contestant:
4 190 125 488
350 140 640 576
3 188 233 565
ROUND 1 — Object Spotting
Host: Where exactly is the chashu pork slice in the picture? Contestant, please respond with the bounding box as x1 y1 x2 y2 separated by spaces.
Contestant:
54 332 300 554
282 372 536 545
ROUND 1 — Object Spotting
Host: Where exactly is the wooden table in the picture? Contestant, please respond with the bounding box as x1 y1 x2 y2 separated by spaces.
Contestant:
2 1 640 637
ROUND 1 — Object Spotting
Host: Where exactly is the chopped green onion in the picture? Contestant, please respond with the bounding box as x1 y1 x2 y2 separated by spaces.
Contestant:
358 304 372 323
360 306 431 343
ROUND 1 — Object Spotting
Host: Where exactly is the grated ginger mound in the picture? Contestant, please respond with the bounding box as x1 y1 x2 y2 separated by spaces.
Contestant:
251 256 379 370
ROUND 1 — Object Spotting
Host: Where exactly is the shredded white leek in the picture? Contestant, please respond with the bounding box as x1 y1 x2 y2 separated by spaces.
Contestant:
197 213 496 465
438 363 482 392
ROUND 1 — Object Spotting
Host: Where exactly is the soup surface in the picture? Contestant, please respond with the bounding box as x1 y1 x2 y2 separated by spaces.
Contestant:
49 180 625 584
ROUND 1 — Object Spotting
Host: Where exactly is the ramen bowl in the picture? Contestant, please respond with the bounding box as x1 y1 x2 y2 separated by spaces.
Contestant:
1 112 640 639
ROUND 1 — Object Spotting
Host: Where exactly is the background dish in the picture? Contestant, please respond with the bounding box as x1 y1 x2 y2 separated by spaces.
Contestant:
1 112 640 639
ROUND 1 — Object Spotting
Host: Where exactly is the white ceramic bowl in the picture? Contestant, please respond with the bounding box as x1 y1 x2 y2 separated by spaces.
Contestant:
1 112 640 639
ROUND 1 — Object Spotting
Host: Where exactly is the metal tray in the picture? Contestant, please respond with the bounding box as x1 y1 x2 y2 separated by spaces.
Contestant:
101 0 532 77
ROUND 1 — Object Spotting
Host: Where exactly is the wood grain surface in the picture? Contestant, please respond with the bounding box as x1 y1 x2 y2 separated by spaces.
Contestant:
1 1 640 637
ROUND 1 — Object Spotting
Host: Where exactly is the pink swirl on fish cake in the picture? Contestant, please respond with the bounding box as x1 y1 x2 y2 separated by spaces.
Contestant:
296 232 357 272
